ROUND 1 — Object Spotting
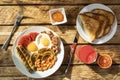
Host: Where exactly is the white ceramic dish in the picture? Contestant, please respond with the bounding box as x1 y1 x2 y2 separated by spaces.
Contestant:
49 8 67 25
76 3 117 44
12 27 64 78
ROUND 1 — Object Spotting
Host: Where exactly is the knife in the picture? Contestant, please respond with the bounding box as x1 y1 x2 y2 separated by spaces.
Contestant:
64 32 79 74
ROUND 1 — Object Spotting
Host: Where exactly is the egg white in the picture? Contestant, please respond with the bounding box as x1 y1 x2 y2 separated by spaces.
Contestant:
35 33 53 49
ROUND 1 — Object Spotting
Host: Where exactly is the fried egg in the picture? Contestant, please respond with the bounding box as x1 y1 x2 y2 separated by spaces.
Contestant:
35 33 52 49
27 41 38 52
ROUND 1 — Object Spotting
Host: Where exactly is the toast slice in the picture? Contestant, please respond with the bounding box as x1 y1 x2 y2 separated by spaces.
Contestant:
79 14 100 42
84 12 108 38
92 9 115 35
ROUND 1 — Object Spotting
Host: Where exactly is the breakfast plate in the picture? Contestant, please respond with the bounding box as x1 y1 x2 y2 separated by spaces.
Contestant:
12 27 64 78
76 3 117 44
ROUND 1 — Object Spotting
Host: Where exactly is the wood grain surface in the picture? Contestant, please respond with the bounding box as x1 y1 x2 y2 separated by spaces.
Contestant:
0 0 120 4
0 1 120 80
0 65 119 80
0 25 119 44
0 44 120 66
0 5 120 25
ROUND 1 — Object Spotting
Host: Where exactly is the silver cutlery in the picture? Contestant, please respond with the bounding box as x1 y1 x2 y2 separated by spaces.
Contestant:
1 12 23 51
64 32 79 74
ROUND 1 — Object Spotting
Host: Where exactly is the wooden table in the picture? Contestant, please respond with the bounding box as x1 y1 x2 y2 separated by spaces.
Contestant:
0 0 120 80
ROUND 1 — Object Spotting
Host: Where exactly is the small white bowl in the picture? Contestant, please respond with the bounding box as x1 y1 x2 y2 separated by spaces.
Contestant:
49 8 67 25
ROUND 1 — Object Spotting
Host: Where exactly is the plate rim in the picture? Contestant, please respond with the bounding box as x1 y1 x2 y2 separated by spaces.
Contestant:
12 26 64 78
76 3 117 44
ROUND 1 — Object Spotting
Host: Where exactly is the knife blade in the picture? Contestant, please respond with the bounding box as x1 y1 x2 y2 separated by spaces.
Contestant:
64 32 79 74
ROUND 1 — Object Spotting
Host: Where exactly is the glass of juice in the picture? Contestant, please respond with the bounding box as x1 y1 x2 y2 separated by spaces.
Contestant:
76 45 97 64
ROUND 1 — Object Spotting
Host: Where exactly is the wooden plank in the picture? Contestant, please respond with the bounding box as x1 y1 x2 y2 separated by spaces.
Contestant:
0 5 119 25
0 47 14 66
0 45 120 67
0 26 76 44
0 25 120 44
0 67 25 77
0 0 120 5
0 65 120 80
0 77 29 80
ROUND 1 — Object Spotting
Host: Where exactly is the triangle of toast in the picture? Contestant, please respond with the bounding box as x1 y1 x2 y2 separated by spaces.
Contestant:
79 14 100 42
92 9 115 35
84 12 108 38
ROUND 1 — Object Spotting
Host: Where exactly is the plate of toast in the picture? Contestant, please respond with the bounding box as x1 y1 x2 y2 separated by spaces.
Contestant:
76 3 117 44
12 27 64 78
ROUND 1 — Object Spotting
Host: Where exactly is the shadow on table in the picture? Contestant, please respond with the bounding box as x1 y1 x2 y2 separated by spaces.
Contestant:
88 53 120 79
55 25 76 80
54 38 73 80
0 47 13 65
42 28 75 80
48 20 77 79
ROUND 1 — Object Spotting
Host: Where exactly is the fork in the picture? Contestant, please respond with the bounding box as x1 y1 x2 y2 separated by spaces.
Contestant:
1 11 23 51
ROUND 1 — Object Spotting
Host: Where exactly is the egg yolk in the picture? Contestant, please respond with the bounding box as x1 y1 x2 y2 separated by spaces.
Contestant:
27 42 38 52
40 37 50 46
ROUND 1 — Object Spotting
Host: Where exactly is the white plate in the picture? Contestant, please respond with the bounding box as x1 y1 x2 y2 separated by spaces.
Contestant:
76 3 117 44
12 27 64 78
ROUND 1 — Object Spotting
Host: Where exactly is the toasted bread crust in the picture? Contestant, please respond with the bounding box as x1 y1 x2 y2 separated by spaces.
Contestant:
84 12 108 38
92 9 115 35
78 8 115 42
79 14 100 42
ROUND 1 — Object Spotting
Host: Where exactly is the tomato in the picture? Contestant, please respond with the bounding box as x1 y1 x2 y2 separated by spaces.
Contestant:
17 32 39 48
29 32 39 41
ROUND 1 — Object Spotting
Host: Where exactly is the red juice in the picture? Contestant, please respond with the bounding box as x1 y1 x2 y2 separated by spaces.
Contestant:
76 45 97 64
